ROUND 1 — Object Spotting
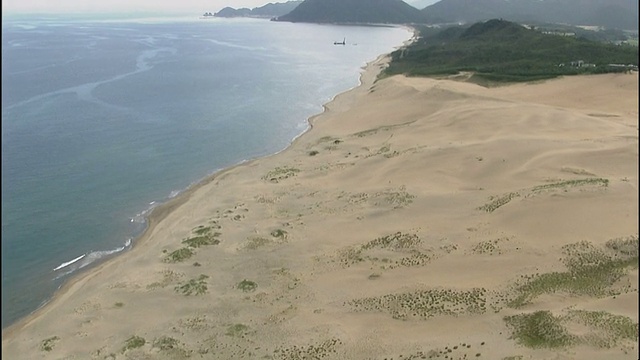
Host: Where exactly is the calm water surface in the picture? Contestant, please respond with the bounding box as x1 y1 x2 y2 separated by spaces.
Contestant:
1 14 411 328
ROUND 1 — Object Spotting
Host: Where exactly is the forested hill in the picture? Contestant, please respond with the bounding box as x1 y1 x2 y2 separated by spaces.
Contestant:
274 0 427 24
384 19 639 83
421 0 638 31
215 1 302 18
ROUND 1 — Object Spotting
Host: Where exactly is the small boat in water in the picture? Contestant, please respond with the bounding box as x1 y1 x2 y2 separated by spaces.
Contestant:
334 37 346 45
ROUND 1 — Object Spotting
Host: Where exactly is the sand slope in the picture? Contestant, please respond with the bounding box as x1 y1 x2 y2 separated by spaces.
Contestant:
3 59 638 360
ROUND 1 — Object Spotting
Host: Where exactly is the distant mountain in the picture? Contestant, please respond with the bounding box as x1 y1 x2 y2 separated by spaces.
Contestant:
214 7 252 17
422 0 638 30
214 1 303 18
275 0 427 24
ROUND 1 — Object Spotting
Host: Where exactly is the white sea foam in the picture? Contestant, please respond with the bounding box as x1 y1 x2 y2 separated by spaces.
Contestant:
52 239 131 280
53 254 86 271
130 188 184 224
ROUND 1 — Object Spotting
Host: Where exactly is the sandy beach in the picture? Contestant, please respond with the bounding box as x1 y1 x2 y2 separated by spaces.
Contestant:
2 54 638 359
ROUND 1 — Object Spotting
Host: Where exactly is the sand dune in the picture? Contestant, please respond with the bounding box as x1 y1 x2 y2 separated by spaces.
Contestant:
2 57 637 360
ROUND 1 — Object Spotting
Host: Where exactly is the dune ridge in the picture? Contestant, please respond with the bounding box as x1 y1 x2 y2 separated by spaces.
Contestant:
2 56 638 360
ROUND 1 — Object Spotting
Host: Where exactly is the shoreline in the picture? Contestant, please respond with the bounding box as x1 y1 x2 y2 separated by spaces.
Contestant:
1 46 397 339
3 38 636 357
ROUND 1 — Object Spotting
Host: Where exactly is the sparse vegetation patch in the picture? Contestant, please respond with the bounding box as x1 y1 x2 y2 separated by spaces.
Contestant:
175 274 209 296
504 309 639 349
164 247 194 263
182 226 221 248
606 235 639 258
152 336 179 351
242 230 289 250
147 269 183 290
478 192 520 213
274 338 343 360
478 178 610 213
348 287 487 320
565 310 639 348
362 232 421 250
335 232 435 269
237 279 257 292
507 238 638 308
531 178 609 192
243 236 272 250
40 336 60 352
471 237 510 255
122 335 146 352
504 311 574 348
271 228 288 239
262 166 300 183
225 324 249 337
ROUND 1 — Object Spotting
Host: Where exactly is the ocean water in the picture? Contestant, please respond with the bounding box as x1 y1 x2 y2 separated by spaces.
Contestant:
1 15 411 328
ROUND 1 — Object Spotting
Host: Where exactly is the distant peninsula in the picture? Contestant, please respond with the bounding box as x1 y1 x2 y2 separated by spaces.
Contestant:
215 0 638 31
274 0 427 24
214 1 303 19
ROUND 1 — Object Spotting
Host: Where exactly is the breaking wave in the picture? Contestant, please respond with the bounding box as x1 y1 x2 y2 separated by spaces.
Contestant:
52 238 132 280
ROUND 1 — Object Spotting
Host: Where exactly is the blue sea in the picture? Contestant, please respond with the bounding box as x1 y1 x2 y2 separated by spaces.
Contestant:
1 14 411 328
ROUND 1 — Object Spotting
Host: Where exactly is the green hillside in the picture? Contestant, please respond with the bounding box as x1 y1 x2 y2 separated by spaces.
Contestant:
384 19 639 83
275 0 427 24
422 0 638 31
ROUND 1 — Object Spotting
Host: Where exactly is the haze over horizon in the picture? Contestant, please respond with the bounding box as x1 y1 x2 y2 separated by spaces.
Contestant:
2 0 438 16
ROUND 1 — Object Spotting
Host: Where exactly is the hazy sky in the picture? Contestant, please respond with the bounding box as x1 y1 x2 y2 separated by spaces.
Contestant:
2 0 439 15
1 0 268 14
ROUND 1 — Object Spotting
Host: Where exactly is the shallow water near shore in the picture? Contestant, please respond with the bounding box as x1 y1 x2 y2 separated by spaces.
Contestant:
1 15 411 328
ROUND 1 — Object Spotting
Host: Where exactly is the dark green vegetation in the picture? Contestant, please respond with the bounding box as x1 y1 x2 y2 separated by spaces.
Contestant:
152 336 178 350
344 236 637 350
164 247 194 263
508 237 638 308
504 311 575 348
164 225 222 262
237 279 258 292
477 177 609 213
336 231 434 269
40 336 60 352
384 19 638 83
504 310 639 349
182 226 221 248
122 335 146 352
348 287 487 319
174 274 209 296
